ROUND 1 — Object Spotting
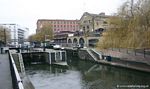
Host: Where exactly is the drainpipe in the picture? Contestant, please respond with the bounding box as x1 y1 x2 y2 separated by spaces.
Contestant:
4 29 7 47
92 16 95 31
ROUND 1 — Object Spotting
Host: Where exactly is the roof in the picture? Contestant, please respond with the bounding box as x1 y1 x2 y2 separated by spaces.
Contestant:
80 12 110 21
37 19 79 23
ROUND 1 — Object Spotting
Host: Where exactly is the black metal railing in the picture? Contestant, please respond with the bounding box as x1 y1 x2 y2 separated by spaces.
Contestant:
8 51 24 89
90 49 101 60
110 48 150 58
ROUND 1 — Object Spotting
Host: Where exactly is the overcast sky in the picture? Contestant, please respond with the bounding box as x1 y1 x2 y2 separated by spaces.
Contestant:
0 0 126 35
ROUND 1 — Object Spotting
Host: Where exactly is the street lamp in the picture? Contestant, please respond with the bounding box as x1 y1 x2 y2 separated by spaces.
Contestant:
4 29 7 47
92 16 95 31
43 35 49 51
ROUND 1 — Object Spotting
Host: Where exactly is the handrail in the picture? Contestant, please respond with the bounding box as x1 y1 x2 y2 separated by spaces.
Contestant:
90 49 102 60
8 51 24 89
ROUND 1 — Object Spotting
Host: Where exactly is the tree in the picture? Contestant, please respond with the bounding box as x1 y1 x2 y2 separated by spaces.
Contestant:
0 26 10 46
97 0 150 49
28 23 53 42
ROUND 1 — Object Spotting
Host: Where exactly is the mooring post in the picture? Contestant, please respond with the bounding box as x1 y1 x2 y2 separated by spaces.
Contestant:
1 47 3 54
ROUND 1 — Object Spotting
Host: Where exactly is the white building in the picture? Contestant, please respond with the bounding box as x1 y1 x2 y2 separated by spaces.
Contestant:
0 24 29 46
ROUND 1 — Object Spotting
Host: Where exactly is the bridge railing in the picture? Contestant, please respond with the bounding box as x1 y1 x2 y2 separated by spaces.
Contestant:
58 43 97 48
8 51 24 89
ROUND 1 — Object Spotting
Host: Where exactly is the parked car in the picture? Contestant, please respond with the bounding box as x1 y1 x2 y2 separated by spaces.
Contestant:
45 43 55 49
53 44 61 50
73 44 83 49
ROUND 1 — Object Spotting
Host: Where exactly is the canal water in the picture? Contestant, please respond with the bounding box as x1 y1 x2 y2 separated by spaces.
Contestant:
25 57 150 89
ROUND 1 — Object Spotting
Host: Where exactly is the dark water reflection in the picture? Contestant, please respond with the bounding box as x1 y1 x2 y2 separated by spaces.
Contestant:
25 58 150 89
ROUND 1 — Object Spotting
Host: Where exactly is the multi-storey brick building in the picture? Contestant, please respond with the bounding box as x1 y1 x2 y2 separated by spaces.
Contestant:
36 19 80 33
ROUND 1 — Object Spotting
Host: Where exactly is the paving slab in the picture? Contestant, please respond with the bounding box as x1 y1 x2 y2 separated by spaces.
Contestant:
0 54 13 89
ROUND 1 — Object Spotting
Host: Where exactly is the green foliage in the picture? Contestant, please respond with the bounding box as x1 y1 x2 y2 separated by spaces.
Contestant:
0 26 10 43
97 0 150 49
28 23 53 42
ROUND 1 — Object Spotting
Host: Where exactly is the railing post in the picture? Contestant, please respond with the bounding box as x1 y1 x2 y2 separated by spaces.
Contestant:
126 49 128 54
134 49 136 56
144 48 146 58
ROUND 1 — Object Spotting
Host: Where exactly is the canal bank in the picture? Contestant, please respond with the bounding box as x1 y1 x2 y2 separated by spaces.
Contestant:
75 48 150 73
19 47 150 73
9 50 35 89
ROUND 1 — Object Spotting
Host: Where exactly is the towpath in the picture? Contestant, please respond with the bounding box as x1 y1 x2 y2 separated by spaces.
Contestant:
0 53 13 89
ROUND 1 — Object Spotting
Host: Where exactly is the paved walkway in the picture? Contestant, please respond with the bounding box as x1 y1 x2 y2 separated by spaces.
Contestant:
93 49 150 72
99 49 150 65
0 53 13 89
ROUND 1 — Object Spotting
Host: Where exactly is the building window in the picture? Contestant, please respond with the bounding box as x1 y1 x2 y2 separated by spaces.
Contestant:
89 20 91 23
97 22 99 25
84 21 86 23
103 21 107 24
83 26 85 31
87 25 89 29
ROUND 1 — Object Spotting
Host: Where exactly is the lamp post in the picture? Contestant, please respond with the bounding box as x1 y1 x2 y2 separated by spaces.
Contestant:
43 35 46 51
92 16 95 32
4 29 7 47
43 35 49 51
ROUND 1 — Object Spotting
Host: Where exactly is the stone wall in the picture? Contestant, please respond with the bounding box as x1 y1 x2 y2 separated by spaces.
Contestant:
78 49 95 61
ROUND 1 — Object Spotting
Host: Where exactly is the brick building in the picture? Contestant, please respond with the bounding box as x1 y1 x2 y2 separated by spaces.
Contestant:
36 19 80 33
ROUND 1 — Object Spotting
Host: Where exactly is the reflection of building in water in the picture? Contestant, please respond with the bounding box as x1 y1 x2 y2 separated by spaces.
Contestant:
79 63 149 89
48 50 67 64
49 65 67 74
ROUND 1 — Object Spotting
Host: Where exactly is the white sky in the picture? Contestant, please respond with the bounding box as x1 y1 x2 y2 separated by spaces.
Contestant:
0 0 126 35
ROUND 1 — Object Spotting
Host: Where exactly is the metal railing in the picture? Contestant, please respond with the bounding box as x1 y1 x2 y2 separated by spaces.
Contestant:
110 48 150 58
90 49 102 60
57 43 96 48
8 51 24 89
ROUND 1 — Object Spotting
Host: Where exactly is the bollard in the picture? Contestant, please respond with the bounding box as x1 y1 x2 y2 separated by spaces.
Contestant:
106 56 112 61
1 47 3 54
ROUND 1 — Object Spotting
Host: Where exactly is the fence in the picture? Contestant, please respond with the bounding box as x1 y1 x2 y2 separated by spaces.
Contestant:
58 43 96 48
8 51 24 89
110 48 150 58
